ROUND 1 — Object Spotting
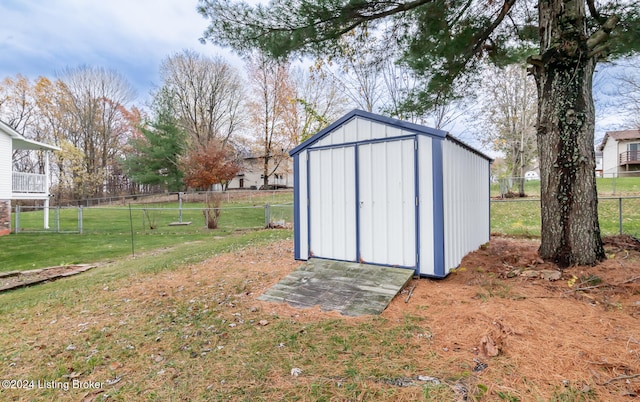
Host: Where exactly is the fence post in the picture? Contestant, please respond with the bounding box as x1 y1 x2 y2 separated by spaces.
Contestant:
264 204 271 228
619 197 623 235
15 205 20 234
78 206 83 234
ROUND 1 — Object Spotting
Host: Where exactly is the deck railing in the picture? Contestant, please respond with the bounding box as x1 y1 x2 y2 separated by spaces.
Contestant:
619 150 640 165
12 171 46 193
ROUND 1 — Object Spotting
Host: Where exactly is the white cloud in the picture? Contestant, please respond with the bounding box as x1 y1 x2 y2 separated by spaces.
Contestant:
0 0 243 102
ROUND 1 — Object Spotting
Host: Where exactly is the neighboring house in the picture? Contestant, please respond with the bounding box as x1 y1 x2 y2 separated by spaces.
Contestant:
227 154 293 190
595 151 603 177
598 129 640 178
0 120 60 236
524 170 539 181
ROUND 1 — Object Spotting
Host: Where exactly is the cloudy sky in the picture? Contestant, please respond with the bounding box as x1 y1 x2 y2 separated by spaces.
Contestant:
0 0 634 143
0 0 241 102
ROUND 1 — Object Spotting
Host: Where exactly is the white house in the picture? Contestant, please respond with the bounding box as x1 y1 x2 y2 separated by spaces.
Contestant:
524 170 540 181
0 120 60 236
227 154 293 190
598 129 640 178
289 110 491 278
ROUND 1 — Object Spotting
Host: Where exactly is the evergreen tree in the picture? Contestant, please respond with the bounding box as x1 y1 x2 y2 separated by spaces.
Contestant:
124 116 186 192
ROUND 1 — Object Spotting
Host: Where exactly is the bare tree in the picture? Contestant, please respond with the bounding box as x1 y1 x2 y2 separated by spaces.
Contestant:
312 28 385 113
474 64 537 196
246 52 297 188
290 66 350 144
0 75 38 135
614 57 640 128
56 66 138 198
157 50 244 147
0 75 41 174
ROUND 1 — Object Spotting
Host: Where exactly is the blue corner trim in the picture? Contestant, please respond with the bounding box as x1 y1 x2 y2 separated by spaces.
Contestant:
432 139 445 277
306 152 312 259
293 155 300 260
413 136 420 276
488 163 492 240
354 144 361 262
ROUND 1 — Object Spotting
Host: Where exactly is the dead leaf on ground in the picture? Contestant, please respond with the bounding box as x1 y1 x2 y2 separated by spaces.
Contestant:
479 335 499 357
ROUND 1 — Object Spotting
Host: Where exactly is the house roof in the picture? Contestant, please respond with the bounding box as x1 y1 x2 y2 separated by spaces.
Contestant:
597 129 640 151
290 109 491 161
0 119 61 151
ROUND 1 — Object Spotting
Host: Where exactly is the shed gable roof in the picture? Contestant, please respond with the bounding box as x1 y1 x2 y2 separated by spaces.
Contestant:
290 109 491 161
290 109 447 156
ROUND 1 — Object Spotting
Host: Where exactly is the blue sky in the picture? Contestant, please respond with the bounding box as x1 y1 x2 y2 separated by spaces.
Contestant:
0 0 241 102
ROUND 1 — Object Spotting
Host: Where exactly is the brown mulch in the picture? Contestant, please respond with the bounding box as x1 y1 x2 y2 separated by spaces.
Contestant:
109 234 640 400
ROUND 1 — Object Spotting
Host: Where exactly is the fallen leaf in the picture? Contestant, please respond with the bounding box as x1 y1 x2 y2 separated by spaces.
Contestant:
479 335 499 357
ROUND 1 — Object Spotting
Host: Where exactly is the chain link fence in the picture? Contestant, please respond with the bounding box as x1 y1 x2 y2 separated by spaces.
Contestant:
10 190 640 239
12 190 294 235
491 176 640 198
490 196 640 238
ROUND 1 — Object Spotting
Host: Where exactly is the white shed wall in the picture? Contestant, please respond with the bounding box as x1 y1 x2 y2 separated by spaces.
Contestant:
0 133 11 199
358 139 416 267
308 146 357 261
417 135 435 276
314 117 415 147
442 140 490 273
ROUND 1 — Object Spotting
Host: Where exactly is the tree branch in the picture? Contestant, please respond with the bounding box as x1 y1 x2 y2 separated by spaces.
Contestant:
587 14 620 58
586 0 605 24
280 0 436 46
468 0 517 57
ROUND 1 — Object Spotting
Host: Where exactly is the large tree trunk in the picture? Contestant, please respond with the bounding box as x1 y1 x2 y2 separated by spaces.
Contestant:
532 0 605 266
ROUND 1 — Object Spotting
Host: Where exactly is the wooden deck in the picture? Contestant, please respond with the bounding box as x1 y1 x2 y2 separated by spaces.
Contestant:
257 259 414 316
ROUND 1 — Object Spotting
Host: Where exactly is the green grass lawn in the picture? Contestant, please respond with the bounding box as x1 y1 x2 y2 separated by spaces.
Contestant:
490 176 640 197
3 198 294 272
0 229 293 313
490 196 640 237
14 194 294 234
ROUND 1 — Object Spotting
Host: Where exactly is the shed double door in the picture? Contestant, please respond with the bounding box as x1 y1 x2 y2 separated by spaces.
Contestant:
308 139 416 268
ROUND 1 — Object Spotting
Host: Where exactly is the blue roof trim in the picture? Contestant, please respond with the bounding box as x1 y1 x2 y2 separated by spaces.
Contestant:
445 135 493 162
290 109 448 157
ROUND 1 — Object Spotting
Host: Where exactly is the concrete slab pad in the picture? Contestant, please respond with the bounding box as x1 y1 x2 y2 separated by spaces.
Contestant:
257 259 414 316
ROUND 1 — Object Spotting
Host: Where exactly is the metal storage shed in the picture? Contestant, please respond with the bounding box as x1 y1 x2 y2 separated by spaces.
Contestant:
289 109 491 278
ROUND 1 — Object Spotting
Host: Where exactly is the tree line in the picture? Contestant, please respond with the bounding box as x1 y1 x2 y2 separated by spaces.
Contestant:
0 51 351 202
2 41 638 213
